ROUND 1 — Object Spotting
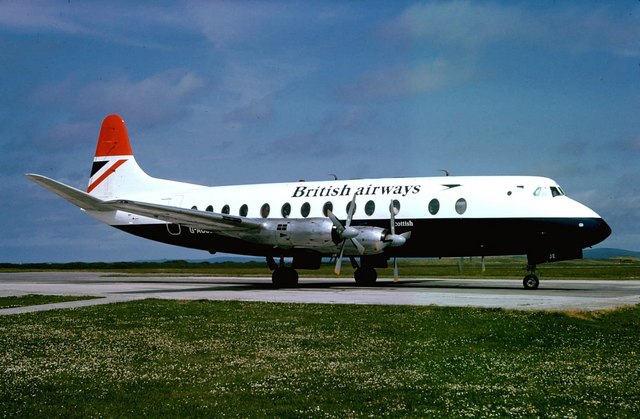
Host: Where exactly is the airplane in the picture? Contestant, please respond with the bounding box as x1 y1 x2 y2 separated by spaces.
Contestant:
26 114 611 289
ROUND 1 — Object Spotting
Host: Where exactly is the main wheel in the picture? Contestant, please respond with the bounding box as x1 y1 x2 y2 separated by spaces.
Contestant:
354 267 377 286
272 267 299 288
523 274 539 290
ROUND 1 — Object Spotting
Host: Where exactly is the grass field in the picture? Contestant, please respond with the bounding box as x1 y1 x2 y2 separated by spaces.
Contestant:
2 256 639 280
1 298 639 417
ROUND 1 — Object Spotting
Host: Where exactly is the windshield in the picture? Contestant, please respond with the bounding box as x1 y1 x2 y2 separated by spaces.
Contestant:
533 186 565 197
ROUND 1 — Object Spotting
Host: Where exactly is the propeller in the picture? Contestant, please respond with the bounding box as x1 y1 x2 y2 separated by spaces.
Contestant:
327 195 364 275
385 200 412 282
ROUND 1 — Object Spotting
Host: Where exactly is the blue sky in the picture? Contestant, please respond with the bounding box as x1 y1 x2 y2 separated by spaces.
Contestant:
1 1 638 262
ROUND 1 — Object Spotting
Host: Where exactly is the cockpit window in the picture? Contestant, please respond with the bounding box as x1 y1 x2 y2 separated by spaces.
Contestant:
550 186 564 197
533 186 565 197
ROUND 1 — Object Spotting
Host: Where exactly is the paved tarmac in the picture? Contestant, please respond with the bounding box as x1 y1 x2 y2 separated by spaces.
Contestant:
1 272 639 315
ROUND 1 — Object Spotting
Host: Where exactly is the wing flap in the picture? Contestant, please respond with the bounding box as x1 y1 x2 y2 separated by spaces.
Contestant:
105 199 263 231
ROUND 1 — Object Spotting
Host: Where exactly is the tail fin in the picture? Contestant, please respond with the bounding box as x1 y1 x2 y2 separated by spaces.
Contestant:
87 114 151 199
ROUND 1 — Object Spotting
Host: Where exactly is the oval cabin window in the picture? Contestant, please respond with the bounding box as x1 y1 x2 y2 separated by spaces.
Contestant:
281 203 291 218
261 203 270 218
301 202 311 218
428 199 439 215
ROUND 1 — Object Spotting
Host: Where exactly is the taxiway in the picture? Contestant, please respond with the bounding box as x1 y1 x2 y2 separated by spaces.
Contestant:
1 272 639 314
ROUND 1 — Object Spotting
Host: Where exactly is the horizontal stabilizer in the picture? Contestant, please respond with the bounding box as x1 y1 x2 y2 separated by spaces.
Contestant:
104 199 263 232
25 174 110 212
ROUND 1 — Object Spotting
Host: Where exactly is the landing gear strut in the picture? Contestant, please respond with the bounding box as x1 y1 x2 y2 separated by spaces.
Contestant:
523 265 539 290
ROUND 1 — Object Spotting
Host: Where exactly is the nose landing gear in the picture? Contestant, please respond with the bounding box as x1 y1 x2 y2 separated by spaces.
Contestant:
523 265 539 290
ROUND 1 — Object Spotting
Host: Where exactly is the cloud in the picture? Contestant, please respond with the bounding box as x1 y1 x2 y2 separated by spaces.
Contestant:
265 106 374 157
184 1 284 49
223 97 276 125
34 70 206 126
380 1 640 56
219 59 313 126
381 1 526 48
0 1 93 34
0 1 195 49
338 58 474 102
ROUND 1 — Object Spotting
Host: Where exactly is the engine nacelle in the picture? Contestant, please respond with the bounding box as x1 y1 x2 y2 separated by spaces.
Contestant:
349 226 388 254
239 218 389 255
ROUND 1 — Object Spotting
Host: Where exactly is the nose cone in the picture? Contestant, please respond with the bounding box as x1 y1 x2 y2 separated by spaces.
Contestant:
583 218 612 247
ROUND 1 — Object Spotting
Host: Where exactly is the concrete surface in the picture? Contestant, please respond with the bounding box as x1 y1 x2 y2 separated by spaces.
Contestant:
1 272 639 314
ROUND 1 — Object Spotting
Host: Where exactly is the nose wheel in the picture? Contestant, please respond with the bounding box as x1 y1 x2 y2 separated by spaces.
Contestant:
523 265 539 290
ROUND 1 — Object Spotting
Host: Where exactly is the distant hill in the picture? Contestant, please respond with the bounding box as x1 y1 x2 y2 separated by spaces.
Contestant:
584 248 640 260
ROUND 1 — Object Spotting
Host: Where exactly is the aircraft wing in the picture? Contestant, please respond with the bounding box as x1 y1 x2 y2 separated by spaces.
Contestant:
104 199 263 232
25 174 110 212
26 173 263 232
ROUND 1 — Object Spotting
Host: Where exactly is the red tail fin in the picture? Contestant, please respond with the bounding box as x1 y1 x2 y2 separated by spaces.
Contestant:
94 114 133 157
88 115 134 194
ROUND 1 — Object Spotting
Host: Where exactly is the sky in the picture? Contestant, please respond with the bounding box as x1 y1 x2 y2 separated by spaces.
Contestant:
1 0 639 263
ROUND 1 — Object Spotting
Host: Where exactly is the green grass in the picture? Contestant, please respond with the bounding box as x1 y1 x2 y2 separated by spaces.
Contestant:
2 257 639 280
0 294 97 309
1 299 639 417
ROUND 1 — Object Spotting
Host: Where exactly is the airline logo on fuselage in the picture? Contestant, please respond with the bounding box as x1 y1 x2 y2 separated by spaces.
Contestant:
292 184 421 198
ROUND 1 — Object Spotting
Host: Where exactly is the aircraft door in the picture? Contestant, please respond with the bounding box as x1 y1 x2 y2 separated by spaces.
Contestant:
162 195 183 236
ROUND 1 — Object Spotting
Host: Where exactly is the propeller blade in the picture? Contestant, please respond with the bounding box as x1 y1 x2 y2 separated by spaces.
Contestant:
334 241 346 275
389 200 396 236
393 257 399 282
350 238 365 255
345 194 357 227
327 210 343 233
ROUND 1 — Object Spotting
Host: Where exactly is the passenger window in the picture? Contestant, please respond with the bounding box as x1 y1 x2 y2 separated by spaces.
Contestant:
240 204 248 217
281 203 291 218
391 199 400 215
346 201 356 216
455 198 467 215
323 201 333 216
301 202 311 218
428 199 439 215
261 203 270 218
206 205 213 212
365 200 375 216
222 205 230 214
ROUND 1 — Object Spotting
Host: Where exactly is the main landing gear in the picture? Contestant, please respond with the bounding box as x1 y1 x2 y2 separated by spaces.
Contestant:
268 257 299 288
267 256 380 288
353 266 377 286
523 265 540 290
272 266 299 288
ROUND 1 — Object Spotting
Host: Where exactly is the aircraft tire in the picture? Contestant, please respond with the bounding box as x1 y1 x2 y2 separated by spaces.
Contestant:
354 267 377 286
523 274 539 290
272 267 299 288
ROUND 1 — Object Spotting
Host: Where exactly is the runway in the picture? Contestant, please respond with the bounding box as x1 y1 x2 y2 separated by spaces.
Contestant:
1 272 639 314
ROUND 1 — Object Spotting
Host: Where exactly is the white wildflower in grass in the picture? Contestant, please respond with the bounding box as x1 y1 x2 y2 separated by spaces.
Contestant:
0 299 638 417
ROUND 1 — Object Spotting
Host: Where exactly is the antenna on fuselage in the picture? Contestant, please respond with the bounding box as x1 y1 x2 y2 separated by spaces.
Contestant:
329 173 338 180
439 170 450 176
